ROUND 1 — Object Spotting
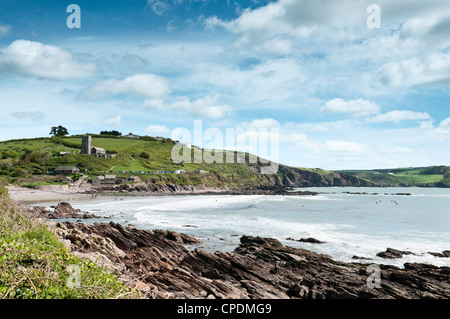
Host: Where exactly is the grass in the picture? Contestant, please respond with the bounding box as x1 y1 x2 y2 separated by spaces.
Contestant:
393 173 444 184
338 167 447 187
0 189 137 299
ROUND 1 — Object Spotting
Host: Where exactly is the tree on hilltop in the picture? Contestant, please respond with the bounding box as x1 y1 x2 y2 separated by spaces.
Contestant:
50 125 69 137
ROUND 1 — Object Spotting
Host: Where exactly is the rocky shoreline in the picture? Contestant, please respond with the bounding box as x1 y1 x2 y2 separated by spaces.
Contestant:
27 202 450 299
87 183 320 197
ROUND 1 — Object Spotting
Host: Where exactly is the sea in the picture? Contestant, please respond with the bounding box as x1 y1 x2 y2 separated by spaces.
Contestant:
34 187 450 268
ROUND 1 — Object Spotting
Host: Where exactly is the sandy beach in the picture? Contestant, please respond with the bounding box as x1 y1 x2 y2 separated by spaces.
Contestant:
6 185 95 204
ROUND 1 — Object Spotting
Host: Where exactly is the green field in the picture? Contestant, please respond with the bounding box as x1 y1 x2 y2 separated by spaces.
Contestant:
338 166 450 187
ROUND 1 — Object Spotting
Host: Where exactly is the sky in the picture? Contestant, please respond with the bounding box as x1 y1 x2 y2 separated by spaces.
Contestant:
0 0 449 170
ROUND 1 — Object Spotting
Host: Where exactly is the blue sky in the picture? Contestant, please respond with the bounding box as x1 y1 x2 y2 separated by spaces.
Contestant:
0 0 449 170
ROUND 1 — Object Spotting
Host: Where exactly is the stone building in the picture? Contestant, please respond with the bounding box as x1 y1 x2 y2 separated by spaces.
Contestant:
92 175 116 188
81 134 117 158
55 166 81 175
81 135 92 155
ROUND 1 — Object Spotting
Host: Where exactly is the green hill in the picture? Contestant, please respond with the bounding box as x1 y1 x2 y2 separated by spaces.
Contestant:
0 134 380 189
337 166 450 187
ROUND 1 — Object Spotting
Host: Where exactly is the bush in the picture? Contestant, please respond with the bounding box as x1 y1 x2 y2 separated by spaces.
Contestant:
140 151 150 159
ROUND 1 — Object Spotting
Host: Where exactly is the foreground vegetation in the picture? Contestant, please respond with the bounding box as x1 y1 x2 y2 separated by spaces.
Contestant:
0 188 136 299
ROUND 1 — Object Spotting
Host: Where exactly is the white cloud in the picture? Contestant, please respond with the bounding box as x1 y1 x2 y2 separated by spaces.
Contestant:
143 95 233 119
241 118 281 129
171 96 234 119
85 74 170 100
190 58 304 105
380 53 450 87
325 140 367 153
145 124 170 134
439 118 450 129
146 0 171 16
321 98 380 117
368 110 431 123
101 115 121 126
0 40 96 80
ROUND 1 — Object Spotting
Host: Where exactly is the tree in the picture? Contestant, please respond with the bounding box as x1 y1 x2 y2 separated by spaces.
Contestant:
100 130 122 136
50 125 69 137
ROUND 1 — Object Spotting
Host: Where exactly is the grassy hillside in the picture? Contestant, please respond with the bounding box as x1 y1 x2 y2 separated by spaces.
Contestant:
337 166 450 187
1 134 447 188
0 135 288 188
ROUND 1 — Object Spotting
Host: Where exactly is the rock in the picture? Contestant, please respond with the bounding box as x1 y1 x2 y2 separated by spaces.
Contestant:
352 256 372 261
428 250 450 258
153 229 200 245
55 221 450 299
298 237 326 244
285 237 325 244
377 248 415 259
29 202 102 219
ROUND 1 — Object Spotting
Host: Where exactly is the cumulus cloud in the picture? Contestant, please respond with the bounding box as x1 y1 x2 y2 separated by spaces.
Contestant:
170 96 234 119
0 40 96 80
145 124 170 134
142 95 233 119
84 74 170 100
241 118 281 129
368 110 431 123
439 118 450 128
380 53 450 87
101 115 121 126
321 98 380 117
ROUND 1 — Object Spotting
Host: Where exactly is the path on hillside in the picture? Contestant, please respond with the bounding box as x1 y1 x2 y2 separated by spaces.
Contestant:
109 156 135 172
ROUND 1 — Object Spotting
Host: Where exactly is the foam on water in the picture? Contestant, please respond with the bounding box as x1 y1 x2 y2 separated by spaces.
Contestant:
39 187 450 268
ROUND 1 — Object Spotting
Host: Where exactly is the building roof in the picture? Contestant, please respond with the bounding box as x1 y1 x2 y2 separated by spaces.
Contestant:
92 147 106 152
55 166 79 171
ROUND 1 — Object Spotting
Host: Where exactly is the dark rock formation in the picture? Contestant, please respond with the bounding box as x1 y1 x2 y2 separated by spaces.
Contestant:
55 221 450 299
428 251 450 258
153 229 200 245
286 237 326 244
377 248 415 259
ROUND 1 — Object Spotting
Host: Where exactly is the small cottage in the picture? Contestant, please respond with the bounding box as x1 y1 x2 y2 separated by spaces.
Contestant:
55 166 80 175
92 175 116 188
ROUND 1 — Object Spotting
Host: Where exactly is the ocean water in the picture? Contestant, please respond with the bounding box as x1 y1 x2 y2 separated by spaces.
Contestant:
36 187 450 268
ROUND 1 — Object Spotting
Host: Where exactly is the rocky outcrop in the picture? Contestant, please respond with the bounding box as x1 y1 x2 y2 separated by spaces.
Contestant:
286 237 326 244
27 202 101 219
55 221 450 299
428 251 450 258
377 248 415 259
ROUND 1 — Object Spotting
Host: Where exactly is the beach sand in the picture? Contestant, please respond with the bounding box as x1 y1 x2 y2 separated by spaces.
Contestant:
6 186 94 204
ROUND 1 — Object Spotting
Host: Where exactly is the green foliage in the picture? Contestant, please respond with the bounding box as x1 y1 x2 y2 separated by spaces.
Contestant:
0 193 136 299
140 151 150 159
100 130 122 136
49 126 69 137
